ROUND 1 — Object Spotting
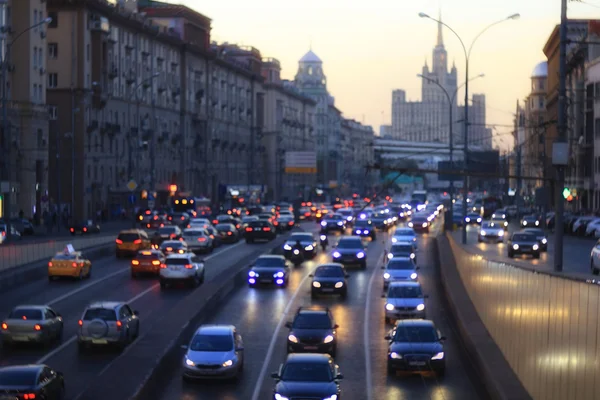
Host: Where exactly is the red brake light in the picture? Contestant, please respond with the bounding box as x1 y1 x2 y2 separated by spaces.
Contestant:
116 239 124 244
70 228 74 232
184 264 193 269
154 216 158 220
160 263 167 269
274 221 279 226
1 323 7 330
198 237 206 242
263 227 271 232
34 324 42 331
152 260 161 266
146 210 151 214
227 231 232 236
72 262 78 268
116 321 122 330
236 224 241 229
160 224 164 227
213 220 218 224
1 231 5 237
23 394 36 400
288 221 294 225
48 262 53 267
78 320 83 326
245 227 252 232
83 227 87 232
181 216 185 220
133 239 142 244
147 224 151 228
210 235 214 239
187 225 191 228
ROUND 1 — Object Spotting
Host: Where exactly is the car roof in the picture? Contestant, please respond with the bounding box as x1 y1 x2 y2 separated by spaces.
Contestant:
12 305 48 311
161 240 184 245
285 353 332 364
195 324 235 335
316 263 344 269
395 319 435 328
290 232 313 238
297 306 329 315
166 253 192 259
257 255 286 260
389 281 421 288
0 364 44 374
388 257 413 263
338 236 361 242
87 301 122 309
119 229 142 234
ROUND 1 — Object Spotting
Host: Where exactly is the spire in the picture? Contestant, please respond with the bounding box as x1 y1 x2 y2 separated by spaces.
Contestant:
437 9 443 47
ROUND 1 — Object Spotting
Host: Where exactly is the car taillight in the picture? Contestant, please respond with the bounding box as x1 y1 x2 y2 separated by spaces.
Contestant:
34 324 42 331
116 321 122 330
48 262 53 267
134 239 142 244
22 393 36 399
274 221 279 226
184 264 193 269
72 262 78 268
154 216 158 220
210 235 215 239
263 227 271 231
147 224 151 228
70 228 74 232
1 323 7 330
83 227 87 232
132 260 140 265
236 224 241 229
181 217 185 220
116 239 123 244
227 231 232 236
288 221 294 225
305 212 310 216
160 224 164 227
78 320 83 326
187 225 191 228
160 263 167 269
245 227 252 232
198 237 207 242
152 260 161 266
213 220 218 224
1 231 5 237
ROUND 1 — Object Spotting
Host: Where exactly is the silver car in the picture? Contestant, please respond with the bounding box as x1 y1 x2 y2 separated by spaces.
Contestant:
182 325 244 380
0 305 63 346
77 302 140 351
159 253 205 289
383 281 428 324
478 222 505 243
182 228 214 253
382 257 419 288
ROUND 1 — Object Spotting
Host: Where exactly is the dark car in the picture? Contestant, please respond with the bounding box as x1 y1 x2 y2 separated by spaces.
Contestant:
241 216 259 229
0 364 65 399
168 212 191 227
271 353 342 400
387 243 417 263
131 249 166 278
156 225 183 241
159 240 188 255
146 214 166 230
507 233 541 259
247 255 290 287
332 237 367 268
320 214 346 233
310 263 349 299
521 228 548 251
283 232 318 260
520 214 541 228
385 319 446 376
464 213 482 225
215 223 239 244
285 307 339 355
371 214 390 231
244 220 276 243
205 226 221 247
10 218 34 235
213 215 241 230
409 216 430 233
69 220 100 235
352 219 376 239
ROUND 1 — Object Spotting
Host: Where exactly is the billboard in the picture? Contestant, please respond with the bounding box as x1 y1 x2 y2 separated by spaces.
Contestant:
437 161 463 182
285 151 317 174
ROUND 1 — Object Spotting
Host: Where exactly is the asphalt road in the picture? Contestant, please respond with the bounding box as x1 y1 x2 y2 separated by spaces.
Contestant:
149 219 487 400
451 222 596 276
0 227 301 400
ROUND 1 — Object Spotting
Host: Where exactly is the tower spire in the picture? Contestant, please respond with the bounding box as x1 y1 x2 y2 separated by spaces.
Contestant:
437 9 443 47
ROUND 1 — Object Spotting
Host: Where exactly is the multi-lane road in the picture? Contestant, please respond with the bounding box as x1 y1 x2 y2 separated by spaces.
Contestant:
0 231 295 400
452 222 595 276
149 220 487 400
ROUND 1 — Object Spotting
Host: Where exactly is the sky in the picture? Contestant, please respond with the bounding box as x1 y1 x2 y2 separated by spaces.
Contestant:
170 0 598 152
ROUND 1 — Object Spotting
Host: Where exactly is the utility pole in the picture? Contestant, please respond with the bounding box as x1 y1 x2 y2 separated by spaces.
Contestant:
1 40 11 237
554 0 568 272
461 68 469 245
516 143 522 213
149 96 156 194
540 131 548 229
70 11 76 222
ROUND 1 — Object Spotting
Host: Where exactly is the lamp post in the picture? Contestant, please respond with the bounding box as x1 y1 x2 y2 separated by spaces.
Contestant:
1 17 52 239
417 73 484 228
418 11 519 244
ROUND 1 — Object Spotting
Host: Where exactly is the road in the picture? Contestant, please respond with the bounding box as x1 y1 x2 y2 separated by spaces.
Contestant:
0 226 302 400
452 222 595 276
149 220 487 400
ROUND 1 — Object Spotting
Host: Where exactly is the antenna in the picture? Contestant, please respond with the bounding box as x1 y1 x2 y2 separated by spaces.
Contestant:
309 35 312 51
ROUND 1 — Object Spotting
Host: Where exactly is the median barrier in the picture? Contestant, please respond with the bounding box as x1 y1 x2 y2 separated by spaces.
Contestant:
75 233 293 400
444 232 600 399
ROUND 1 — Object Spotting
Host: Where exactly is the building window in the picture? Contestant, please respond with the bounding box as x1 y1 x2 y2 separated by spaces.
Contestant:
538 97 544 109
48 73 57 88
33 47 38 68
37 129 44 148
86 44 90 61
48 12 57 28
33 10 38 31
48 105 57 120
595 118 600 138
48 43 58 59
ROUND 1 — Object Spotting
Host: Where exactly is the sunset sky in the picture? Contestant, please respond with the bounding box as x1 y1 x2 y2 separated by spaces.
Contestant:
175 0 598 152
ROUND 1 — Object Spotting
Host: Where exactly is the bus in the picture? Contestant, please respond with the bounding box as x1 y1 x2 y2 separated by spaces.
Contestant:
481 196 502 218
410 190 427 211
172 196 212 217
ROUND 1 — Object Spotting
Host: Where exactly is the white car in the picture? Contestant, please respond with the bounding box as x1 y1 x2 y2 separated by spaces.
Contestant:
160 253 205 289
392 228 418 248
182 229 214 253
573 216 595 234
591 240 600 274
478 222 504 243
585 218 600 236
189 218 212 230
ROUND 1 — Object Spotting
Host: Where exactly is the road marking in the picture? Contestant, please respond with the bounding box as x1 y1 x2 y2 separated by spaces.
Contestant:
364 247 386 400
251 270 314 400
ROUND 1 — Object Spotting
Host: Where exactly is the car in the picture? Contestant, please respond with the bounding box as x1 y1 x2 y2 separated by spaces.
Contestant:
244 220 276 243
168 212 191 227
277 211 295 230
1 305 63 346
491 215 509 228
160 253 205 289
241 215 259 229
477 222 505 243
521 214 541 228
352 219 376 239
69 219 100 235
205 226 221 246
383 281 427 324
215 223 240 243
385 319 446 376
392 227 417 247
337 208 355 224
248 255 290 287
130 249 165 278
77 302 140 351
272 353 343 400
387 242 417 263
285 307 339 356
310 263 349 299
116 229 151 258
320 214 346 233
189 218 212 230
146 214 166 229
332 236 367 268
521 228 548 252
48 245 92 280
492 209 507 220
182 228 214 253
156 225 183 241
283 232 318 260
182 324 244 380
382 257 420 288
371 214 390 231
213 215 241 230
0 364 65 399
159 239 188 255
408 216 430 233
507 233 541 259
0 222 21 243
464 213 482 224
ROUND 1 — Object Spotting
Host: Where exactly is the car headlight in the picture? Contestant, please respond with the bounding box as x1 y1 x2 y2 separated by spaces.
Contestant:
305 245 314 251
535 221 539 226
323 395 338 400
335 282 344 288
408 222 413 227
533 244 539 251
416 304 425 311
287 334 298 343
389 352 402 359
222 359 233 367
431 352 444 360
385 303 395 311
274 394 289 400
422 222 427 228
364 230 370 234
480 231 487 236
387 253 393 260
357 252 365 259
504 222 508 227
312 281 321 288
333 251 341 258
392 237 397 243
337 222 343 226
498 230 504 236
284 244 292 250
323 335 334 343
477 218 482 223
274 271 284 278
320 235 327 241
542 238 547 244
293 249 300 255
185 357 195 366
513 244 519 250
413 238 416 242
347 216 353 221
321 221 327 226
410 253 415 259
360 214 366 219
410 272 418 280
522 221 527 225
383 272 391 279
465 217 471 222
248 271 257 277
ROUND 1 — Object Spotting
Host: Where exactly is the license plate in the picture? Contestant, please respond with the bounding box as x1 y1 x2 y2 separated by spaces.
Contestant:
321 288 334 292
260 279 271 283
409 361 426 366
170 266 180 270
12 336 29 342
254 228 261 231
92 339 108 344
304 346 318 350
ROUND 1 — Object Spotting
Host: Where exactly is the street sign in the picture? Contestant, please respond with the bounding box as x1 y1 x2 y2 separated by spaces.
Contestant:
127 180 138 192
148 200 155 209
129 194 136 204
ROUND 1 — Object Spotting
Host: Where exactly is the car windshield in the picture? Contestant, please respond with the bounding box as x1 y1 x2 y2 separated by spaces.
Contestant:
391 245 412 254
166 258 192 265
393 326 438 343
53 254 78 260
355 221 370 227
513 234 535 241
189 334 233 352
481 223 496 229
314 266 345 277
217 216 231 221
161 242 184 249
184 230 204 236
388 285 423 298
136 252 160 260
524 229 543 235
328 215 344 220
387 260 415 270
83 308 117 321
0 370 37 386
8 309 43 320
339 210 352 216
216 224 233 231
281 363 332 382
293 313 332 329
337 239 362 249
117 233 139 242
242 217 258 223
396 229 414 236
158 227 177 234
524 216 537 221
254 257 285 268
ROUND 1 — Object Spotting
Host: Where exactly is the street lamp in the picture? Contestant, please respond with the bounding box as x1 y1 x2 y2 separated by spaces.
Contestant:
1 16 52 239
418 11 519 244
417 73 484 228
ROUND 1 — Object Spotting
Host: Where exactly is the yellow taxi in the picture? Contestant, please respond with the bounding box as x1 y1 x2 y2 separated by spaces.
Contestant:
48 244 92 280
116 229 151 258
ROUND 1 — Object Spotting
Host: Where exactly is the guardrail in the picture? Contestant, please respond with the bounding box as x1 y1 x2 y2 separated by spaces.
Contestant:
448 233 598 399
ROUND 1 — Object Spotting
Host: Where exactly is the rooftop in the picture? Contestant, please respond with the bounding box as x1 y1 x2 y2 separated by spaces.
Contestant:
299 50 322 63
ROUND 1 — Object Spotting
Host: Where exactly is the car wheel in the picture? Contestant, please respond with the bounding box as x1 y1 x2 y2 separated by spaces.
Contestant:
57 325 64 342
387 363 395 375
48 275 55 282
341 290 347 300
131 271 138 279
58 384 66 400
361 261 367 269
78 270 84 280
311 291 317 299
437 368 446 378
591 260 599 275
330 346 337 358
533 253 540 259
246 239 252 244
200 272 205 284
507 252 513 258
77 341 87 353
385 317 391 324
87 268 92 278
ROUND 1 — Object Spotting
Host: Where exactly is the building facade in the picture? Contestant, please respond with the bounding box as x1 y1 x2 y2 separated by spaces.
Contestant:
1 0 50 220
341 118 376 193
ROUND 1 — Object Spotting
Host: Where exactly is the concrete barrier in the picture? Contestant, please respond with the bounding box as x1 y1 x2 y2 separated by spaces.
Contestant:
446 232 600 400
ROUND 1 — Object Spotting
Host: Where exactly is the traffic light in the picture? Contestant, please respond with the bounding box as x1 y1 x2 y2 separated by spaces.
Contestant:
562 188 570 199
169 184 177 197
